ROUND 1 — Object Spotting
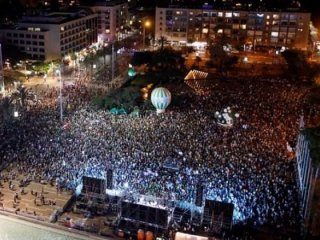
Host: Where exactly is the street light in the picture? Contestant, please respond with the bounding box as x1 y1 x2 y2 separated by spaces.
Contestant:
56 69 63 122
14 111 19 118
143 20 151 50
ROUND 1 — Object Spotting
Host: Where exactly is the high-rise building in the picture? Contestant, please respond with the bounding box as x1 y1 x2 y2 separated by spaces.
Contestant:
90 0 129 42
295 117 320 234
155 5 310 50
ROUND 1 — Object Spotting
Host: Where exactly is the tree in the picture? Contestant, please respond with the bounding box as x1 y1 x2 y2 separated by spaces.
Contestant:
4 70 25 88
11 85 33 108
70 53 77 67
208 39 238 76
32 62 50 74
308 63 320 85
193 56 202 68
17 86 29 108
151 48 185 72
83 50 96 77
158 36 167 52
0 97 13 122
96 44 112 66
281 49 310 81
149 48 185 84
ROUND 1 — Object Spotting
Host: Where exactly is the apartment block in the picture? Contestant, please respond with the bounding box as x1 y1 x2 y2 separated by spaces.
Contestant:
0 10 98 61
155 6 310 50
90 0 128 42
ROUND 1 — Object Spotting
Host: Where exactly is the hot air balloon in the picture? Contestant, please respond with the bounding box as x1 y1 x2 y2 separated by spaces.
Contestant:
151 87 171 114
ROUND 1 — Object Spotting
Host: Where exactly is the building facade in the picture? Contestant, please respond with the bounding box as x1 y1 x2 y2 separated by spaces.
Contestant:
296 129 313 220
0 10 98 61
155 6 310 50
295 117 320 234
90 0 128 42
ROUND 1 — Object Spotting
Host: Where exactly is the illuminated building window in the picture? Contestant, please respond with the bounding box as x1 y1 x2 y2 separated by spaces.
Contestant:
247 30 254 36
271 38 278 43
240 24 246 29
218 12 223 17
226 12 232 18
271 32 279 37
232 24 239 29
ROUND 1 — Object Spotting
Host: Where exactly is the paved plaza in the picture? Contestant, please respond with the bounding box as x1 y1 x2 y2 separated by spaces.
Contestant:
0 166 72 220
0 166 116 239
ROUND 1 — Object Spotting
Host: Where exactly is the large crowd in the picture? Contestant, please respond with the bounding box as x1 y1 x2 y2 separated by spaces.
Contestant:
0 74 314 231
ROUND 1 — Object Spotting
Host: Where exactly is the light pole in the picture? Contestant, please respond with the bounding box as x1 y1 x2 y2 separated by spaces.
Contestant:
143 20 151 50
56 69 63 122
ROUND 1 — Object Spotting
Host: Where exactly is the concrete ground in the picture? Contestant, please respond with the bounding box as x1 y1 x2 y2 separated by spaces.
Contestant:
0 167 72 221
0 167 117 239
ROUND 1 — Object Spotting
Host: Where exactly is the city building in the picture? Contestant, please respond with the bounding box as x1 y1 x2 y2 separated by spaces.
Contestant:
155 5 310 50
295 117 320 235
0 10 98 61
90 0 129 42
38 0 81 7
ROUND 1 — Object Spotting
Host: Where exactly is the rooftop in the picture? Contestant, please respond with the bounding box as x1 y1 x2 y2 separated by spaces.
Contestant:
93 0 127 7
20 10 94 25
156 0 307 13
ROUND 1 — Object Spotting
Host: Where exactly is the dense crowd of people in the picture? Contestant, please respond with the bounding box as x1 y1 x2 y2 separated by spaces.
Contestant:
0 74 314 232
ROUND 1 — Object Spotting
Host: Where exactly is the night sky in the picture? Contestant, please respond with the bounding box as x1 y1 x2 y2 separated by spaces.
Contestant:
303 0 320 27
0 0 320 27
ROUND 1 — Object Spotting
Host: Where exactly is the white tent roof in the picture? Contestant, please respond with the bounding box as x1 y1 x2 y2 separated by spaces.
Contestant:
184 70 213 95
175 232 219 240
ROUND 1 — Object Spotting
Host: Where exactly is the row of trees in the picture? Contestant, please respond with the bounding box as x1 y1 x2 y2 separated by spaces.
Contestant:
206 38 320 83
